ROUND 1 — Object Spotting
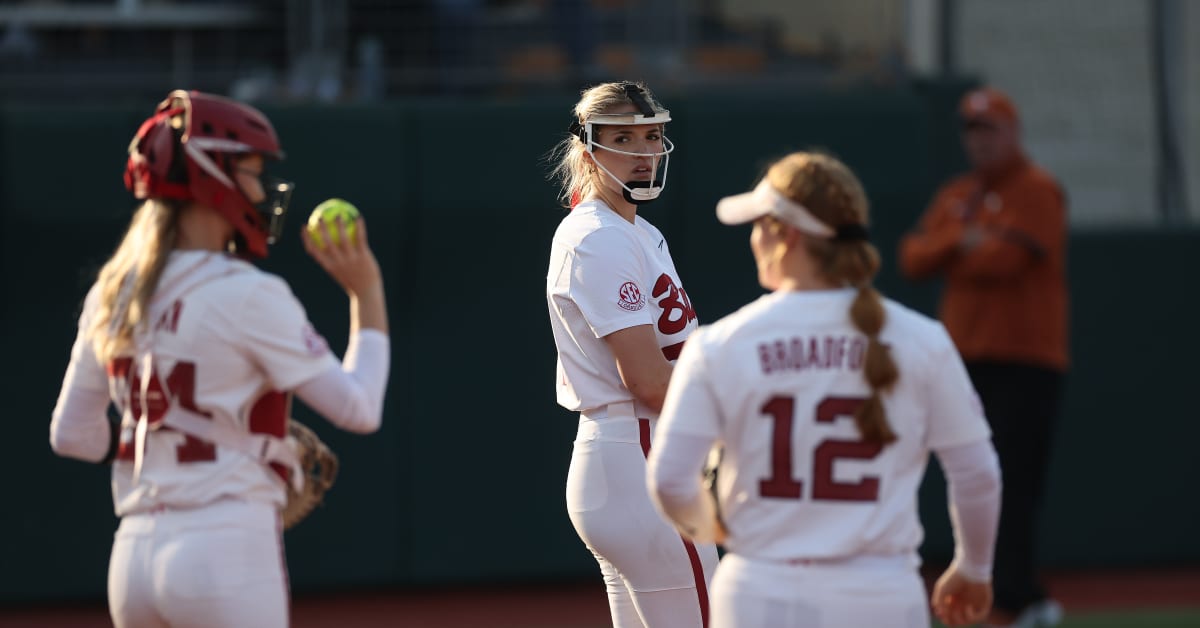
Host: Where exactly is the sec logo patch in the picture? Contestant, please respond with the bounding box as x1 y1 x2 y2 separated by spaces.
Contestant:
302 324 329 356
617 282 646 312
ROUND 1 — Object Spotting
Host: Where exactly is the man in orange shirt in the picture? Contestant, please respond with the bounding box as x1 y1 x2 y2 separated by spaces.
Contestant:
899 86 1068 628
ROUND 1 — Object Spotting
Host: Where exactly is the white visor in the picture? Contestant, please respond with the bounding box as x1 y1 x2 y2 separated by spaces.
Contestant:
587 110 671 126
716 179 835 238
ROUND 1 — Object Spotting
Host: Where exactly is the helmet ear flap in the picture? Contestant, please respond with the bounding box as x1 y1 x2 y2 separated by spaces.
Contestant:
125 108 190 200
163 123 188 186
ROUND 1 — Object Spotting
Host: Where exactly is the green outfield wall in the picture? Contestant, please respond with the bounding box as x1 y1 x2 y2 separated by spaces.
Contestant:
2 82 1196 602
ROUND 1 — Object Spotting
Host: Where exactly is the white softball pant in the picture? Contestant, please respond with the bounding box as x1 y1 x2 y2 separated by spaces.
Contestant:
107 499 288 628
710 553 930 628
567 405 719 628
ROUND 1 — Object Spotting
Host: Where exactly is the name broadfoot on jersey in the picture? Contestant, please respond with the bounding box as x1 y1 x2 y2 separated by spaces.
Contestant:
757 334 868 374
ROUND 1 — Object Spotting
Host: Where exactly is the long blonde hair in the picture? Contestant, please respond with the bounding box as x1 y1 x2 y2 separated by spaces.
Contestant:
88 199 181 363
767 152 899 445
547 81 667 208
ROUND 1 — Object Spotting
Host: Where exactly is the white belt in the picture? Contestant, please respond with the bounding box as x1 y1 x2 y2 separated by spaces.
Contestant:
581 400 636 421
748 553 914 571
577 401 654 444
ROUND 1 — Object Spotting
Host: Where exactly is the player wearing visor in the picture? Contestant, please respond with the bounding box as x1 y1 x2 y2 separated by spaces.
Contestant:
647 152 1002 628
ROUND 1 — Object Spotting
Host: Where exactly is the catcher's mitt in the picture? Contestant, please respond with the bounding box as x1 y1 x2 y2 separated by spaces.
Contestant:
281 419 338 530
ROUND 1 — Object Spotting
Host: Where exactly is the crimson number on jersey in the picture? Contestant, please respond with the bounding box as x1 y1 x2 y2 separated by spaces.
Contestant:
652 274 696 335
758 395 883 502
109 357 217 464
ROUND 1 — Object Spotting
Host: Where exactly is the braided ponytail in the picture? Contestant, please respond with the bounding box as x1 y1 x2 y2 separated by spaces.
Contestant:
770 153 898 444
849 285 898 444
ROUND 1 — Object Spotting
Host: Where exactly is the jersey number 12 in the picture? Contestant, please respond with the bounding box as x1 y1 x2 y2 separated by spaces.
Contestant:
759 395 883 502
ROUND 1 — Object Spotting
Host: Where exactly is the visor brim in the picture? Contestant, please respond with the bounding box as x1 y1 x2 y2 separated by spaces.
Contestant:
716 189 770 225
715 180 836 238
587 111 671 126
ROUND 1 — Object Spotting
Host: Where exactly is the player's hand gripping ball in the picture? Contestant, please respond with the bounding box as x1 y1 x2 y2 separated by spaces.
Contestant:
307 198 360 248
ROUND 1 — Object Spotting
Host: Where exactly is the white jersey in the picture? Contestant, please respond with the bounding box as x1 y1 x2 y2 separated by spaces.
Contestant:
657 289 990 562
547 199 698 416
69 250 339 516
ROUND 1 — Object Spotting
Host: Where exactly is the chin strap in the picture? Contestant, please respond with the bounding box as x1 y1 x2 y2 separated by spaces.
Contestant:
622 181 662 205
590 136 674 205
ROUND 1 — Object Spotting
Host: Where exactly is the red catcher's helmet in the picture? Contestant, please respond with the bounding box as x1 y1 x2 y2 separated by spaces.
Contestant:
124 90 294 258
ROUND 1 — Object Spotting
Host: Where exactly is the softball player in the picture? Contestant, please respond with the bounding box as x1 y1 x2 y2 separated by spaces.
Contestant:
546 81 718 628
49 91 390 628
647 152 1002 628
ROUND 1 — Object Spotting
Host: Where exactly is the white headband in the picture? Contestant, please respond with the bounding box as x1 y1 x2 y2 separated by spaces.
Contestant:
715 179 835 238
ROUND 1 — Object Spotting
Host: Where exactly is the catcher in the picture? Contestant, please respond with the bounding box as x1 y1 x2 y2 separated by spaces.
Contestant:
49 90 390 628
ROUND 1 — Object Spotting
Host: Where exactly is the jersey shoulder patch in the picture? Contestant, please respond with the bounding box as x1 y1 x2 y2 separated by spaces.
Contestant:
617 281 646 311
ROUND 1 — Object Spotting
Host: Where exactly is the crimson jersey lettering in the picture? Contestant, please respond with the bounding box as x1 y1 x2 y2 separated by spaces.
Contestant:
812 397 883 501
652 273 697 335
154 300 183 333
759 396 803 498
757 395 881 503
109 357 216 464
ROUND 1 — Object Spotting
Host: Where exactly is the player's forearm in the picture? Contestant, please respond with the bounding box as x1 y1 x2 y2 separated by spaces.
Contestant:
625 373 669 414
342 328 390 429
349 281 388 335
937 439 1002 582
607 325 674 413
614 354 672 413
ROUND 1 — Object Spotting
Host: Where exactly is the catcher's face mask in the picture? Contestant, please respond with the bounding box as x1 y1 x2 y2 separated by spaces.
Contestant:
570 84 673 205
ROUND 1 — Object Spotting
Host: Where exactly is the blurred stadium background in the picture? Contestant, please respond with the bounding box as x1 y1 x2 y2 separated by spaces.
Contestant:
1 0 1197 626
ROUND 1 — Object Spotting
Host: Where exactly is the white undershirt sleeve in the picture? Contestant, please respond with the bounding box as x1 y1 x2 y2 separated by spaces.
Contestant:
647 335 724 543
934 438 1002 582
294 329 390 434
647 431 721 543
50 379 112 463
50 290 115 463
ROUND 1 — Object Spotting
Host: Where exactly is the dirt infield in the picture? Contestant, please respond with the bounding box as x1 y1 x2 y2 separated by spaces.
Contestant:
2 568 1197 628
1034 567 1200 611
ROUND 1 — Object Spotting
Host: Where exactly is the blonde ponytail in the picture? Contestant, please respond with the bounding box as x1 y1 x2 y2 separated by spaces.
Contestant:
89 199 180 363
